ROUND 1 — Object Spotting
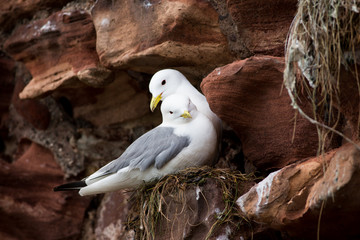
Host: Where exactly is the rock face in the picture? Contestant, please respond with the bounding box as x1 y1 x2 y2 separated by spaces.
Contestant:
91 0 235 77
0 0 72 33
4 9 113 99
153 179 240 240
0 141 90 240
83 191 134 240
201 56 339 172
336 65 360 139
237 142 360 239
56 71 151 127
210 0 298 57
0 0 359 239
12 79 51 130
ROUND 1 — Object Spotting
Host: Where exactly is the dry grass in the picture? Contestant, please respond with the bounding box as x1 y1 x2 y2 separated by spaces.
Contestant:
284 0 360 152
126 166 258 240
284 4 360 238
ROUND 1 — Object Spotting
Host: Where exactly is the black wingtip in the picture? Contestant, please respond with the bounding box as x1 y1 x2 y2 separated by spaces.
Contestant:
53 181 87 192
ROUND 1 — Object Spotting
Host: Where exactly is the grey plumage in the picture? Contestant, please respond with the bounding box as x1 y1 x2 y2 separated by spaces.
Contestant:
54 93 217 196
86 127 190 182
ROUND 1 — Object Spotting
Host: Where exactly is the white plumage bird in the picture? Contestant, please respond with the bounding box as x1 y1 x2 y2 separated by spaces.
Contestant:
54 94 217 196
149 69 222 161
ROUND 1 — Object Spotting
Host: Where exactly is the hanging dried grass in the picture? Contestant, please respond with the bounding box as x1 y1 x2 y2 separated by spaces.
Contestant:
284 0 360 152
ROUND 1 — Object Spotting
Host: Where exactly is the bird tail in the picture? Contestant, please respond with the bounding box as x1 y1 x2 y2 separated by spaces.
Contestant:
53 181 87 192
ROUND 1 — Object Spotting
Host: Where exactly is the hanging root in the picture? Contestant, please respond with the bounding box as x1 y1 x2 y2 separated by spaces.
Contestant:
284 0 360 151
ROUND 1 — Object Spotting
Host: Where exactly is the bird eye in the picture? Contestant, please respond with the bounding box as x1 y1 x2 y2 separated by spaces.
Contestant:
169 111 173 114
161 80 166 85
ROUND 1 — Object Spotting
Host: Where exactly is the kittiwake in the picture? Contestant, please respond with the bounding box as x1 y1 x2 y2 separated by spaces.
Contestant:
149 69 222 161
54 94 217 196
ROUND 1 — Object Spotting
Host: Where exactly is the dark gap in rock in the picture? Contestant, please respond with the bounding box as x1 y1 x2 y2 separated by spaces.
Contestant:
57 96 74 117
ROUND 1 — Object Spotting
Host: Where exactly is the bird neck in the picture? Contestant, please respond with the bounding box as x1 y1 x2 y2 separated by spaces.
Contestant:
179 81 206 101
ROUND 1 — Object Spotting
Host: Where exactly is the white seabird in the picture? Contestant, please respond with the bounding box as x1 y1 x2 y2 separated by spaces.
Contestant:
54 94 217 196
149 69 222 159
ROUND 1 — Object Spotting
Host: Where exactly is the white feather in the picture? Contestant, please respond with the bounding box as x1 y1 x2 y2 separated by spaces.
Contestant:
149 69 222 139
78 94 217 196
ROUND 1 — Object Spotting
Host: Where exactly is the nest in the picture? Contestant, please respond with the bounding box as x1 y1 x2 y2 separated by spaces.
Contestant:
284 0 360 152
126 166 258 240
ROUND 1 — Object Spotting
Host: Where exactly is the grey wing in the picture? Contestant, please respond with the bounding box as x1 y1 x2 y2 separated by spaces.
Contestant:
86 127 190 182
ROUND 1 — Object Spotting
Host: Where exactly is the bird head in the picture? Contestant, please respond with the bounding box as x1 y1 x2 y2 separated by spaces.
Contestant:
149 69 187 112
161 94 197 124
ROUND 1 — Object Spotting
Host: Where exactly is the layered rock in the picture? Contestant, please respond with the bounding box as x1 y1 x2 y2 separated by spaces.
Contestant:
12 79 51 130
335 65 360 139
4 9 113 99
9 67 84 177
0 0 72 33
226 0 297 56
201 56 339 172
83 191 134 240
91 0 235 77
1 0 358 239
55 71 152 127
0 141 90 240
209 0 298 57
237 142 360 239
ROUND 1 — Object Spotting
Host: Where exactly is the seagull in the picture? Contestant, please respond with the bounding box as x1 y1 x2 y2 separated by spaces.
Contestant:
149 69 222 156
54 94 217 196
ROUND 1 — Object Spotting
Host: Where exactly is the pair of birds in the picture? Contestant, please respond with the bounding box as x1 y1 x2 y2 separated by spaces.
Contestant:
54 69 222 196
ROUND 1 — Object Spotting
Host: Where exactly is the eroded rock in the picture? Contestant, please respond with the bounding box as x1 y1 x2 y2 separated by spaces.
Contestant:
9 76 84 177
226 0 297 56
65 71 152 127
201 56 338 172
4 9 113 99
0 141 90 239
237 143 360 239
94 191 134 240
92 0 234 77
0 0 72 33
12 79 51 130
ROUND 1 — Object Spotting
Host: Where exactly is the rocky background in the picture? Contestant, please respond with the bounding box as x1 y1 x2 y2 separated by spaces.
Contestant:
0 0 359 239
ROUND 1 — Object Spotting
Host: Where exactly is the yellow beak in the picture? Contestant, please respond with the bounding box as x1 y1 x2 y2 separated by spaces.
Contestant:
180 110 192 119
150 94 162 112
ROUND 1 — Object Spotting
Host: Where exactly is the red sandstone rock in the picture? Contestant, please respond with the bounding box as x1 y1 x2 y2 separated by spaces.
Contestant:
0 142 90 239
237 142 360 239
154 179 229 239
201 56 337 172
4 10 113 99
56 71 152 127
332 65 360 139
2 1 358 239
0 0 72 33
91 0 234 77
8 72 85 177
93 191 134 239
226 0 297 56
12 79 51 130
